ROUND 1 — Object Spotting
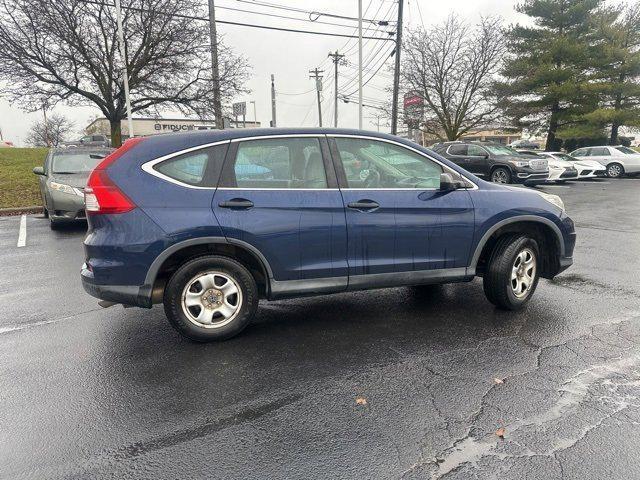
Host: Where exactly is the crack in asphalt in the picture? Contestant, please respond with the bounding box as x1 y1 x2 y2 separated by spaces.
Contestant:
400 312 640 479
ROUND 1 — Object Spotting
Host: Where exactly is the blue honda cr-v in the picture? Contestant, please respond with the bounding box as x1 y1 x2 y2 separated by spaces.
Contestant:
81 128 575 341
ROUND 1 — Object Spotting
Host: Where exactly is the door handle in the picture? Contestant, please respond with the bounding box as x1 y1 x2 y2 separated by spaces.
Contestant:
218 198 254 209
347 200 379 211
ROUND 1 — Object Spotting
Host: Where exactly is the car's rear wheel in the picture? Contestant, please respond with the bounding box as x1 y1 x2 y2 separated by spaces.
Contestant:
606 162 624 178
491 167 511 184
49 217 62 230
483 235 540 310
163 255 258 342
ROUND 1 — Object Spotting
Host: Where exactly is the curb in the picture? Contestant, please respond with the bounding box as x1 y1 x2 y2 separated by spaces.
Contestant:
0 206 43 217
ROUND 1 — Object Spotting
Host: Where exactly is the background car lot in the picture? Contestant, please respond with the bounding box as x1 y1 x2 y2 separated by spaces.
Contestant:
1 177 639 478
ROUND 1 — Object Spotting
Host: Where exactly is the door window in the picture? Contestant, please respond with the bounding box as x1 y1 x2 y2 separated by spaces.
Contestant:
447 144 468 156
589 147 610 156
572 148 587 157
225 137 327 189
467 145 488 156
335 138 443 189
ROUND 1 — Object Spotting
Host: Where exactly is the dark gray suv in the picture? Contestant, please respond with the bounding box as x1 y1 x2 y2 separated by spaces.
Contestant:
62 134 111 148
432 141 549 185
33 147 113 229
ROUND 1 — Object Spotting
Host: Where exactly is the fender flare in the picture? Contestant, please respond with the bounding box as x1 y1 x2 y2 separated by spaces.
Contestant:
469 215 565 269
144 236 274 287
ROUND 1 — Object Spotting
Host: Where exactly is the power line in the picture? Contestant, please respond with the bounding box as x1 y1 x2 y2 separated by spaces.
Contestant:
236 0 396 25
79 0 395 41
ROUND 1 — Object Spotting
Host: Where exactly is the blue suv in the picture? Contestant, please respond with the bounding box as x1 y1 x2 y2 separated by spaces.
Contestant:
81 129 575 341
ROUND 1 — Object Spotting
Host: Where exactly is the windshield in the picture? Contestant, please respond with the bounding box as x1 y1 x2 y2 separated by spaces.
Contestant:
483 145 520 156
615 146 637 155
52 152 107 173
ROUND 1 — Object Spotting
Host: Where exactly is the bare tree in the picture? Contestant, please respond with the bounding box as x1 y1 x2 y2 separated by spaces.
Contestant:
402 15 506 141
25 114 75 147
0 0 250 146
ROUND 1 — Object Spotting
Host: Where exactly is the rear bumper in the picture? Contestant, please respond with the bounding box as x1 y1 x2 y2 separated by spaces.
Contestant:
81 263 152 308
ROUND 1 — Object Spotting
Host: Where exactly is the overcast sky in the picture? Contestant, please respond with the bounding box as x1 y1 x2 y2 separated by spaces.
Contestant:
0 0 527 146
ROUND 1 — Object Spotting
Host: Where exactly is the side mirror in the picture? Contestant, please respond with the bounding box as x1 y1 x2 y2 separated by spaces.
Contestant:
439 173 466 192
33 166 45 176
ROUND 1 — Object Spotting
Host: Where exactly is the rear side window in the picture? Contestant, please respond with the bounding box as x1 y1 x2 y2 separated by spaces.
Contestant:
468 145 487 156
589 147 610 156
153 143 229 187
447 144 468 156
223 137 327 189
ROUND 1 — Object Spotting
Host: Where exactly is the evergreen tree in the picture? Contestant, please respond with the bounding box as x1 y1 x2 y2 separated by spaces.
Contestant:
587 3 640 144
495 0 602 150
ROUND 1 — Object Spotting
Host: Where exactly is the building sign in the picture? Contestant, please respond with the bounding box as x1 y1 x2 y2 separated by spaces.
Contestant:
233 102 247 117
403 91 424 129
154 123 200 132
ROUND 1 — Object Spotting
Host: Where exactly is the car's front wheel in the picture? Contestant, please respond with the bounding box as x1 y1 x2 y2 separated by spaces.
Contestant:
483 235 540 310
163 255 258 342
490 167 512 184
606 162 624 178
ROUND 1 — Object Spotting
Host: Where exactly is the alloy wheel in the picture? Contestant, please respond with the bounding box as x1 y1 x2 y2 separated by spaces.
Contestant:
607 164 622 178
492 170 508 183
181 271 242 328
511 248 536 298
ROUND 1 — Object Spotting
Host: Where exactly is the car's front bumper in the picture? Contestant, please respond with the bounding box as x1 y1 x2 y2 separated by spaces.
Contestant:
49 190 86 221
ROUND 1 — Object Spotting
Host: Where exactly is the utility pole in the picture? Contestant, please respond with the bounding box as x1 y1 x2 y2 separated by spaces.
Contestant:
328 51 345 127
42 102 50 147
309 68 324 127
390 0 404 135
208 0 223 129
250 100 257 126
358 0 363 129
115 0 134 141
270 74 277 127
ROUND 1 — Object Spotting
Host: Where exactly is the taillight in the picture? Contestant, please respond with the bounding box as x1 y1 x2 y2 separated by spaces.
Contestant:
85 137 143 215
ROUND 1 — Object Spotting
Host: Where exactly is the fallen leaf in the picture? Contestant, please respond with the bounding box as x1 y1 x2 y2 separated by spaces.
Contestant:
355 396 367 406
496 427 506 438
494 378 504 384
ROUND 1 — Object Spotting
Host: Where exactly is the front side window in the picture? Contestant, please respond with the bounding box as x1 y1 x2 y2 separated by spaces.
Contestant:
153 143 228 187
483 144 521 156
229 137 327 189
335 138 443 189
572 149 587 157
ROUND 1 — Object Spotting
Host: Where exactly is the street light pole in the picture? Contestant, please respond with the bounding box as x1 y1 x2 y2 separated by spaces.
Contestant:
250 100 257 126
270 74 277 127
115 0 134 141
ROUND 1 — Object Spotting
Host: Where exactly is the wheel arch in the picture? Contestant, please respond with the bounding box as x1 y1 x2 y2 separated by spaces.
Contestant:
146 237 273 302
489 164 514 179
470 216 565 279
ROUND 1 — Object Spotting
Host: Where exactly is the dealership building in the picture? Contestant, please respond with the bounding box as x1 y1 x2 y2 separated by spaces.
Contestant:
85 117 261 138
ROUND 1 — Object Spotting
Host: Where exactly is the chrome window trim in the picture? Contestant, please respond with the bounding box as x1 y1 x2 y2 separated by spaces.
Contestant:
329 134 478 190
445 144 470 157
230 134 323 142
141 140 231 190
217 187 339 191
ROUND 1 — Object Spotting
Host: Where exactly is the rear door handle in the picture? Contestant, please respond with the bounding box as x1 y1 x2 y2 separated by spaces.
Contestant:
347 200 379 211
218 198 254 209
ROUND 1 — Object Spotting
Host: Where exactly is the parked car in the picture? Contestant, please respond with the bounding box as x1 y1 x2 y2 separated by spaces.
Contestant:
63 134 111 148
536 152 605 179
569 146 640 178
517 150 578 183
80 129 575 342
33 147 113 229
509 139 540 150
432 141 549 184
0 140 14 148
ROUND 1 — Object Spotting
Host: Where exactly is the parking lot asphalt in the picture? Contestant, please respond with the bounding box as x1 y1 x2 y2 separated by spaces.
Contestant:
1 178 640 479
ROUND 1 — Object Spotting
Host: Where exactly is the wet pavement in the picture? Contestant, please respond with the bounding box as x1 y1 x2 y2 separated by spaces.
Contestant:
0 178 639 479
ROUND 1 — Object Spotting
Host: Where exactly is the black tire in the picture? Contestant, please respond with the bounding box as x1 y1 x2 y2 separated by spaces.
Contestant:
163 255 258 342
43 207 49 218
49 217 62 230
483 235 540 310
490 167 512 184
606 162 624 178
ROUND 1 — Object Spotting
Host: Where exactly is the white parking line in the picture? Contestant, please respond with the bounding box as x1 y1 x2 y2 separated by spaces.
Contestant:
17 215 26 247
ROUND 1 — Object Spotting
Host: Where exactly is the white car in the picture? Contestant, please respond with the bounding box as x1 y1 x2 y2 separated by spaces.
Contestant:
538 152 605 179
569 146 640 178
517 150 578 182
